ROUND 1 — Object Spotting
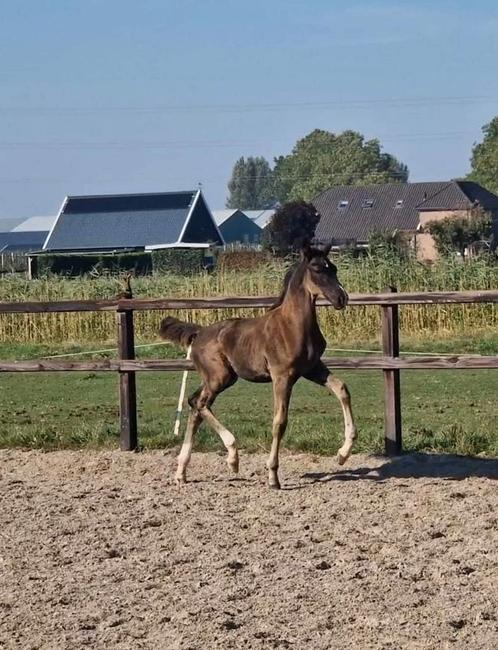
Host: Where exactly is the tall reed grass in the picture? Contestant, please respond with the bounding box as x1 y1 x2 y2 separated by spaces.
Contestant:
0 255 497 344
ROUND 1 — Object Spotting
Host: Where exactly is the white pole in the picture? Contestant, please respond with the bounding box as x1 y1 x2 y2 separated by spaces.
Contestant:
174 344 192 436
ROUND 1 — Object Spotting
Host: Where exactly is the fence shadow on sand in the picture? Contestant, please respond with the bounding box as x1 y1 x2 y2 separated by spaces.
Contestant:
302 452 498 483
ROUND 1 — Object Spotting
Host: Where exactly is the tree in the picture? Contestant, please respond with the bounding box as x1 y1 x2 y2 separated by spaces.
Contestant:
226 156 275 209
468 117 498 194
262 201 320 256
272 129 408 202
425 206 493 259
367 230 411 260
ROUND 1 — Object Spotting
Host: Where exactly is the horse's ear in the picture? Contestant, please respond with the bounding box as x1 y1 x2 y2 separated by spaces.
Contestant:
323 241 332 256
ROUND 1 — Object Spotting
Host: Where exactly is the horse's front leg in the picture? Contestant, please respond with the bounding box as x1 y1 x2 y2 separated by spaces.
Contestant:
305 362 357 465
267 375 295 489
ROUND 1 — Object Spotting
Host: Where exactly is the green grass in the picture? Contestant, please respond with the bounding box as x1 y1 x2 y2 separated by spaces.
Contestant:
1 337 497 457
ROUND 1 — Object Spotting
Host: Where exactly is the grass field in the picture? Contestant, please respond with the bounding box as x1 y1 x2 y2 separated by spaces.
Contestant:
1 335 497 457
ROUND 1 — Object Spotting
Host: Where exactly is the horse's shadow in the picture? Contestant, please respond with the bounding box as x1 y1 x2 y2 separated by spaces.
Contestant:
301 452 498 484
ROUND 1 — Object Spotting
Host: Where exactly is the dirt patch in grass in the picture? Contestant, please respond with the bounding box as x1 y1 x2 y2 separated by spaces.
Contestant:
1 449 497 649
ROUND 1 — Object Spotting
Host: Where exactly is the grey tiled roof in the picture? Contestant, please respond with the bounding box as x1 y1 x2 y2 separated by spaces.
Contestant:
418 181 498 211
0 231 48 253
313 181 498 243
44 191 197 251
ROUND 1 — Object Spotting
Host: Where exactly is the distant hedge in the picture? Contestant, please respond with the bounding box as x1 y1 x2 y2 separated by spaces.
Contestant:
36 252 152 277
33 248 216 277
151 249 213 275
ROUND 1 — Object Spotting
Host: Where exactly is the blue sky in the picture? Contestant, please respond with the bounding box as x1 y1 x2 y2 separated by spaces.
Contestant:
1 0 497 217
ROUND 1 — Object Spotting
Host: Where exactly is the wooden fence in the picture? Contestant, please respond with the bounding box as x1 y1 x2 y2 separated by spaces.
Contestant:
1 288 498 455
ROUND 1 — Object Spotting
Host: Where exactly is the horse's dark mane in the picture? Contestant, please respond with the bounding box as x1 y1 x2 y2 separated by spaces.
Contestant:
268 263 304 311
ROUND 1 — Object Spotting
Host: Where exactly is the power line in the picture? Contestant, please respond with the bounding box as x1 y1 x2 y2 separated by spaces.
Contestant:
0 131 477 150
0 95 496 114
0 171 420 185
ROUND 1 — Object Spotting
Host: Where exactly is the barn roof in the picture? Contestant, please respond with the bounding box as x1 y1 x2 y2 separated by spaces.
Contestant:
12 216 57 232
212 209 240 226
0 217 26 233
0 231 48 253
244 209 275 228
43 190 223 252
313 181 498 243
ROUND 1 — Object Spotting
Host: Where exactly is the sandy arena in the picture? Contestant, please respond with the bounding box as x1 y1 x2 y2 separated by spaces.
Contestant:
1 449 497 649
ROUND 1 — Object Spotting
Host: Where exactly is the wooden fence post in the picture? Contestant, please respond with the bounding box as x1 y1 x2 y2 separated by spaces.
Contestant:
117 309 138 450
381 286 402 455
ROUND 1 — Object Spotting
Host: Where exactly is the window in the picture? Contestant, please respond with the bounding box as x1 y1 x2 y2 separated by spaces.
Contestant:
362 199 374 209
338 200 349 209
395 199 404 208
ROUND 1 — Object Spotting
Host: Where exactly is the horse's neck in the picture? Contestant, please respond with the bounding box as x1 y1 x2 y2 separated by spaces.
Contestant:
281 284 319 332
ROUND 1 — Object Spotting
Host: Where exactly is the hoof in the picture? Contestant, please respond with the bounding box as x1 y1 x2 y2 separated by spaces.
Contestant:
336 453 348 466
269 481 281 490
175 475 187 486
227 452 239 474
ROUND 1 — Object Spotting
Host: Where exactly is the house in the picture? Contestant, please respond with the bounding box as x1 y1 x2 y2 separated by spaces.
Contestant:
313 181 498 260
416 181 498 259
42 189 224 254
212 209 262 245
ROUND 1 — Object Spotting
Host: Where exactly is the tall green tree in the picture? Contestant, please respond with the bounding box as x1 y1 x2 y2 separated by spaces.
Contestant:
468 117 498 194
272 129 408 202
226 156 275 209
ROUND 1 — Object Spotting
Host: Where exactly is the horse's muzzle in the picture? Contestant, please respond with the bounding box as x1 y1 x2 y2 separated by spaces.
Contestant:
334 289 348 310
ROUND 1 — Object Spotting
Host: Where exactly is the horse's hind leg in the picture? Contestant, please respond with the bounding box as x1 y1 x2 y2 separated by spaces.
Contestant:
190 370 239 475
267 375 295 489
305 362 357 465
198 405 239 474
175 388 202 484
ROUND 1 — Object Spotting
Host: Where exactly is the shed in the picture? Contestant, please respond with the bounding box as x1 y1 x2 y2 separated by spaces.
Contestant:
213 209 262 244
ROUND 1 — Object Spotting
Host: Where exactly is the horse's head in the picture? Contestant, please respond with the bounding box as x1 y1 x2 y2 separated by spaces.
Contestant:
301 242 348 310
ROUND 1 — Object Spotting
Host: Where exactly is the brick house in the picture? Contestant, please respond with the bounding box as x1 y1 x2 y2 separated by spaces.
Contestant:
313 181 498 261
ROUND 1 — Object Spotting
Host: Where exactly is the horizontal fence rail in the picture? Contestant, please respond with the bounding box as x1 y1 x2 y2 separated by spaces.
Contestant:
1 356 498 373
1 288 497 455
1 289 498 313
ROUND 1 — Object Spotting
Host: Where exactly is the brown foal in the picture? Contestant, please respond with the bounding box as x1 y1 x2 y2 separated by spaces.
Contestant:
159 243 357 489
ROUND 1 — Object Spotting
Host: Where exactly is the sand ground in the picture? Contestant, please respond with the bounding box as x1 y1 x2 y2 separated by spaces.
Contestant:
1 449 497 649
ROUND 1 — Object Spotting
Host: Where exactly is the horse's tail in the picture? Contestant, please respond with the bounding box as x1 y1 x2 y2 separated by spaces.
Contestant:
159 317 201 348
